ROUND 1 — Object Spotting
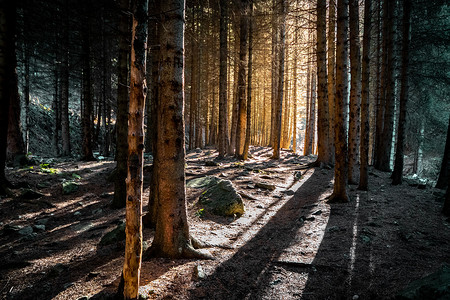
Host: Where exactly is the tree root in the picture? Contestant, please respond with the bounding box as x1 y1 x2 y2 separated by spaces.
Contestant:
327 193 350 203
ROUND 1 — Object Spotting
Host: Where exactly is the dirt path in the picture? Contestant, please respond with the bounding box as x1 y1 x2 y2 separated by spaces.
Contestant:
0 147 449 299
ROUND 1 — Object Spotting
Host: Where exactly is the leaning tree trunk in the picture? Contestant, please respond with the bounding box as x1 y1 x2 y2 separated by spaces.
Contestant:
122 0 148 298
358 0 372 191
329 0 349 203
348 0 361 184
235 0 249 159
218 0 228 158
315 0 330 166
112 0 131 209
392 0 411 185
149 0 210 260
272 0 285 159
0 1 15 194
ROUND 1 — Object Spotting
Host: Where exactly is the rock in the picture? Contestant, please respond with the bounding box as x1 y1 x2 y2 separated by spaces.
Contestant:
284 190 295 196
2 224 22 234
92 209 103 215
327 226 340 233
20 189 45 199
255 182 276 191
199 179 245 217
18 226 33 235
62 181 79 195
193 148 202 153
396 265 450 299
72 222 94 233
193 265 205 279
48 263 68 277
353 295 359 300
63 282 74 289
36 218 49 225
205 160 220 167
187 176 221 189
33 224 46 232
361 235 371 243
74 211 82 217
99 223 126 246
312 210 323 215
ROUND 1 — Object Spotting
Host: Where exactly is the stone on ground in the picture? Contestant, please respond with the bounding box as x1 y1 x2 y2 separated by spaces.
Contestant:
199 179 245 217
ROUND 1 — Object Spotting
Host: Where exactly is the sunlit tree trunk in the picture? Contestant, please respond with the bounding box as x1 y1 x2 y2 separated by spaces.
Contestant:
392 0 411 185
348 0 361 183
270 0 279 148
316 0 330 165
327 0 336 164
122 0 148 298
304 58 311 156
272 0 285 159
218 0 228 158
112 0 131 209
242 0 253 160
358 0 372 191
330 0 349 203
235 0 249 158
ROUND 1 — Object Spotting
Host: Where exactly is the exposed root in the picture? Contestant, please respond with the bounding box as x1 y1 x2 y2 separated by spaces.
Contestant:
327 193 350 203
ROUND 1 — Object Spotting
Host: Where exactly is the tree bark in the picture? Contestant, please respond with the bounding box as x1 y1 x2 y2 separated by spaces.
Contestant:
0 1 15 194
316 0 330 166
122 0 148 298
329 0 349 203
327 0 336 164
348 0 361 183
112 0 131 209
436 116 450 190
242 0 253 160
218 0 228 158
235 0 249 159
149 0 210 260
61 0 71 157
392 0 411 185
358 0 372 191
272 0 285 159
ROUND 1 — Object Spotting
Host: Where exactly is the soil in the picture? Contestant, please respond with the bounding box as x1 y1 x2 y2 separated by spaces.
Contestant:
0 146 449 300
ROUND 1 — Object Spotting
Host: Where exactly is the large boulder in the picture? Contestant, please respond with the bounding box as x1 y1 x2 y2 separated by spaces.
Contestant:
187 176 221 189
99 222 125 246
199 179 244 217
396 265 450 299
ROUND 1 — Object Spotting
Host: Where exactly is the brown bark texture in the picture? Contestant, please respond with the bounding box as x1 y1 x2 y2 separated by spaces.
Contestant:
123 0 148 298
327 0 336 164
218 0 228 157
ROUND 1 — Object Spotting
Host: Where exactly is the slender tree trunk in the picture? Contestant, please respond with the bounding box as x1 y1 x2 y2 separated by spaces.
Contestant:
243 0 253 160
229 30 240 154
272 0 285 159
188 5 196 151
304 60 311 156
236 0 249 159
53 66 60 156
7 73 24 163
316 0 330 165
358 0 372 191
270 0 279 147
61 0 71 156
0 1 15 194
218 0 228 158
330 0 349 203
348 0 361 183
112 0 131 209
122 0 148 298
327 0 336 164
436 117 450 190
392 0 411 185
81 5 94 161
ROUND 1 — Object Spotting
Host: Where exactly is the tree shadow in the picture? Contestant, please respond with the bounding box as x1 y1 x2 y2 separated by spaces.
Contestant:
184 169 333 299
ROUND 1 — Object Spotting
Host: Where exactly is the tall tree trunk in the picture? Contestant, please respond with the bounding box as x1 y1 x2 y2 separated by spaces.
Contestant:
272 0 285 159
436 116 450 190
7 72 24 163
149 0 210 260
81 5 94 161
270 0 279 147
218 0 228 158
358 0 372 191
0 1 15 194
348 0 361 183
243 0 253 160
327 0 336 164
61 0 71 156
392 0 411 185
52 66 60 157
229 30 240 154
188 6 196 151
23 11 30 155
304 58 311 156
112 0 131 209
236 0 249 158
329 0 349 203
122 0 148 298
316 0 330 165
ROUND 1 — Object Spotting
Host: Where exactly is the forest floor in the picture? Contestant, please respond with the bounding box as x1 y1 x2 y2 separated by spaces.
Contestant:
0 146 449 300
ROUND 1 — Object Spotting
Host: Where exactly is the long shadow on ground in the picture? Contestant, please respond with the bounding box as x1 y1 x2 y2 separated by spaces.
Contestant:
185 169 333 300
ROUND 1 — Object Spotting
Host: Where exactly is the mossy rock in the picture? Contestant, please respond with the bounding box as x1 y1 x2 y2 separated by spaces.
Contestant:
187 176 221 189
99 222 126 246
396 265 450 299
62 181 79 195
199 179 244 217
